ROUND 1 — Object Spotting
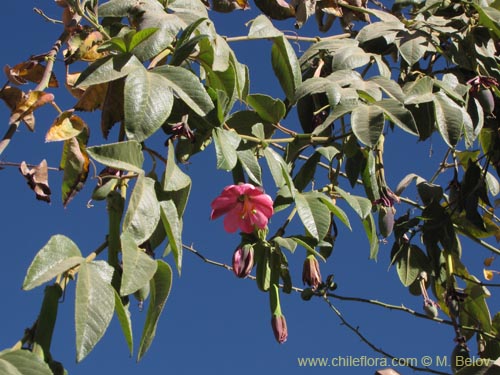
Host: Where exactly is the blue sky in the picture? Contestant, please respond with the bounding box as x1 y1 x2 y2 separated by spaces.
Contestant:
0 1 498 375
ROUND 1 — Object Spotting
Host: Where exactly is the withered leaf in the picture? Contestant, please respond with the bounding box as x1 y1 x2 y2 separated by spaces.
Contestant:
9 90 54 128
74 82 108 112
4 61 58 87
46 109 87 142
60 128 90 207
101 78 124 139
0 86 35 130
65 71 86 99
19 160 51 203
65 28 107 64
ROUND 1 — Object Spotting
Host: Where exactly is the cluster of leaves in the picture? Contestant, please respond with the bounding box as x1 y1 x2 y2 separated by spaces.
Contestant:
0 0 499 373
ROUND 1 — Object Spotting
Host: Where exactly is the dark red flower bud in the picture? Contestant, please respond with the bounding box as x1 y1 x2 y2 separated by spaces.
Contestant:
232 244 254 278
378 205 395 238
302 255 322 290
271 314 288 344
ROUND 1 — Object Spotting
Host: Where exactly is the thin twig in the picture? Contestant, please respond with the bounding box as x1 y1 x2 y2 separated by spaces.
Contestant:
224 33 351 43
322 296 452 375
327 293 499 341
0 161 60 171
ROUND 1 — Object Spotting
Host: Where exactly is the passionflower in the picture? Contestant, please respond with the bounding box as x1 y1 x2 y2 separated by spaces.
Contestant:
210 183 274 233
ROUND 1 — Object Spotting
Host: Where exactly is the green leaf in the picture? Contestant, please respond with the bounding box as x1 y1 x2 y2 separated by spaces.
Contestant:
129 7 185 61
263 147 289 188
472 4 500 39
122 175 160 245
152 65 215 117
316 146 341 162
335 186 372 219
433 91 464 148
271 36 301 102
128 28 159 52
273 237 297 253
460 278 492 335
164 139 192 191
75 261 115 362
294 192 331 241
395 244 429 286
289 235 326 262
113 289 133 356
213 128 240 171
362 212 379 260
160 200 183 275
351 104 385 147
246 94 286 124
318 196 352 231
87 140 144 173
138 260 172 361
293 152 321 192
403 76 434 105
120 231 158 296
293 77 341 105
399 33 428 66
331 46 371 71
23 235 84 290
75 53 143 88
124 67 174 142
170 18 208 66
368 76 405 102
0 350 52 375
98 0 143 16
247 15 283 39
374 99 418 136
237 149 262 185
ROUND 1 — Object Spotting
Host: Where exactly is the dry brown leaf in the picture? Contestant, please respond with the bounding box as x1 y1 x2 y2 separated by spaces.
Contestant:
74 82 108 112
19 160 51 203
4 61 58 87
101 79 124 138
46 109 86 142
9 90 54 128
0 86 36 130
65 71 86 99
65 29 106 64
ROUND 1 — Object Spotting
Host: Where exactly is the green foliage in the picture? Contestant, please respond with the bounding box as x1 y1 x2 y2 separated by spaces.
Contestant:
3 0 500 373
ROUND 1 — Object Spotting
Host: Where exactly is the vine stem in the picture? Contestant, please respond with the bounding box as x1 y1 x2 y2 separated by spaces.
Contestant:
224 33 351 43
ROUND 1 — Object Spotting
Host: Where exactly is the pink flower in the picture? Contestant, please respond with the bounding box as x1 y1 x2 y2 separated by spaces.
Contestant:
210 183 274 233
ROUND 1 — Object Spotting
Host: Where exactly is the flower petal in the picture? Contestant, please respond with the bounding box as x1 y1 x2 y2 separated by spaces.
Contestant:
249 210 269 229
223 206 243 233
250 194 274 218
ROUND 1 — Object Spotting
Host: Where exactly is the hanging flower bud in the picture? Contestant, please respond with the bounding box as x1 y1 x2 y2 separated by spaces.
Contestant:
271 313 288 344
302 254 322 290
232 244 254 278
